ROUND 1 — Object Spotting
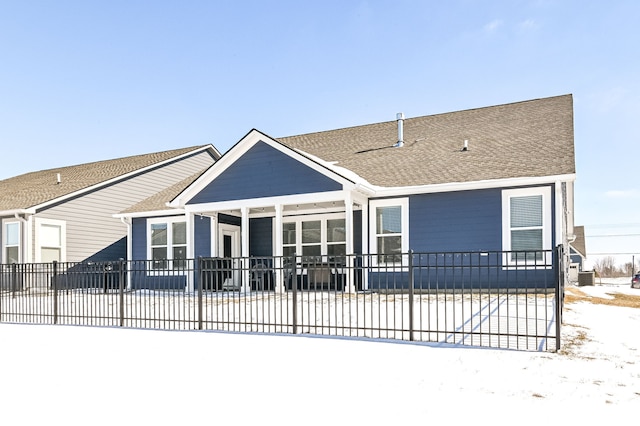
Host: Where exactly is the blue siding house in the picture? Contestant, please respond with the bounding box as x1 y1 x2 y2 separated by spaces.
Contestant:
116 95 576 292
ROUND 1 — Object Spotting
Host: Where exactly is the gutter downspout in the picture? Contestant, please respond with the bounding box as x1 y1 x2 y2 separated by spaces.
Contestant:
14 213 29 264
120 217 133 290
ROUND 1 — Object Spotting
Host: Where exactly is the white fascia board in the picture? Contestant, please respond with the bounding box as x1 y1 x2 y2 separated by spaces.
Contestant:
183 190 349 214
170 130 360 208
370 174 576 198
0 208 36 216
113 208 185 219
32 145 216 212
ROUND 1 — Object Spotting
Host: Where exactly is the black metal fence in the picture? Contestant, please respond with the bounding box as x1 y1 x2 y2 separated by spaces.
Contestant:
0 248 564 351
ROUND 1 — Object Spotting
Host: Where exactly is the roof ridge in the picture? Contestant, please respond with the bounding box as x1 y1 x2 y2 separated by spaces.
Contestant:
13 145 210 177
278 94 573 140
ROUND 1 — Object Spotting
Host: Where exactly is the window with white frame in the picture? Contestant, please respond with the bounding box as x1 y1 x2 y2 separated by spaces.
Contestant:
35 218 66 263
282 213 346 262
3 221 20 264
502 187 551 264
148 218 187 270
369 198 409 264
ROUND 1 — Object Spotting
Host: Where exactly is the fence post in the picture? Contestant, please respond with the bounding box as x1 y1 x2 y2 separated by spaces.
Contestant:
554 245 563 352
198 257 203 330
292 254 297 335
52 261 58 325
119 258 125 327
11 262 18 298
408 250 414 341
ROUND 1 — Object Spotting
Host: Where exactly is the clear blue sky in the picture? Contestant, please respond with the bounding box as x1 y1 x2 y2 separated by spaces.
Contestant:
1 1 638 265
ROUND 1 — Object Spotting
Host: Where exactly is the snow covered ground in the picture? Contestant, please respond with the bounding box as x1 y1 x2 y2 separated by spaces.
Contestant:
1 279 638 425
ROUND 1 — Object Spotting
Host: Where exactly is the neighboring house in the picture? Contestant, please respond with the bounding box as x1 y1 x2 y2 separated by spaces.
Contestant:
117 94 576 291
0 145 220 265
569 225 587 281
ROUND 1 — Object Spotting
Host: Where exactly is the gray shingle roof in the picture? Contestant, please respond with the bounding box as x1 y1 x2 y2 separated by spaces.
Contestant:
277 95 575 187
0 146 212 211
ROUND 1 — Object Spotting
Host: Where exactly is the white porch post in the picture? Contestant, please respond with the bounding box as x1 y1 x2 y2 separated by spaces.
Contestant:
186 212 195 292
26 215 33 263
274 204 284 293
345 192 355 293
361 200 369 291
241 206 250 293
210 214 218 257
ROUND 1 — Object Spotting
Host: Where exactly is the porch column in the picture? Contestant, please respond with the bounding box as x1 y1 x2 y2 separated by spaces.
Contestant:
25 214 33 263
361 200 369 291
210 213 218 257
241 206 250 293
186 212 195 292
345 192 355 293
274 204 284 293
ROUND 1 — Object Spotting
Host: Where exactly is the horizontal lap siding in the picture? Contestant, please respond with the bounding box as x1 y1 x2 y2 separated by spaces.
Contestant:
368 267 556 290
353 210 362 254
188 141 342 204
34 151 215 263
408 189 502 252
132 218 147 261
366 187 556 290
250 217 273 257
194 216 212 258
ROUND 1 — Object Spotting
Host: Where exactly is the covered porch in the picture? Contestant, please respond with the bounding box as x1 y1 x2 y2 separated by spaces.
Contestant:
185 190 370 293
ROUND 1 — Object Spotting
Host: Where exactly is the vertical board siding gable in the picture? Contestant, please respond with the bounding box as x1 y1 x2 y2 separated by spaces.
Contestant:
188 141 342 204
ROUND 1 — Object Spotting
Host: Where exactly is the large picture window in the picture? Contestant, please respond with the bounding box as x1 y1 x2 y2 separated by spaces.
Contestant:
502 187 551 264
148 218 187 270
369 198 408 265
282 214 346 262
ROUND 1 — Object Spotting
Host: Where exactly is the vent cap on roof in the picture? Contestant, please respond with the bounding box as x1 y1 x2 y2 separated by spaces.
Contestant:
394 112 405 148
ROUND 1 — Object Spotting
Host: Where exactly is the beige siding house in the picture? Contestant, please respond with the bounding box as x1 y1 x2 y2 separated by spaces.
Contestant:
0 145 219 264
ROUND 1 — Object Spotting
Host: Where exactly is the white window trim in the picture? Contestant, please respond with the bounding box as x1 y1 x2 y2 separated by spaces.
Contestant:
369 198 409 266
147 216 188 275
2 219 21 264
34 217 67 263
281 212 347 259
502 187 552 268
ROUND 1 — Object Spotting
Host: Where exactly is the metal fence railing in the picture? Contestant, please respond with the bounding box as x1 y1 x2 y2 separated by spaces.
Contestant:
0 248 563 351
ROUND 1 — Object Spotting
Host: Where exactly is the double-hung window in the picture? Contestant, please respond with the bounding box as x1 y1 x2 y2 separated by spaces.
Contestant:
149 218 187 271
502 187 551 264
35 218 66 263
3 221 20 264
369 198 409 265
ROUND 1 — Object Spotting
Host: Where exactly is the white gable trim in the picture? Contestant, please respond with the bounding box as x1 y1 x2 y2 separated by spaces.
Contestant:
169 130 362 208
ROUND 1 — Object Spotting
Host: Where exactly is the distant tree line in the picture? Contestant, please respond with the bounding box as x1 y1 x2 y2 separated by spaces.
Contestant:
592 256 638 277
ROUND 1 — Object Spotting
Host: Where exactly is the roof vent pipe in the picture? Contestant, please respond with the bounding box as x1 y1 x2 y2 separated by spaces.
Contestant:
56 173 61 184
462 140 469 151
394 112 405 147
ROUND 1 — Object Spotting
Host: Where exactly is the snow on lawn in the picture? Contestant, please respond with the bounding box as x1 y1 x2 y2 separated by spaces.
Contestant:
1 281 638 425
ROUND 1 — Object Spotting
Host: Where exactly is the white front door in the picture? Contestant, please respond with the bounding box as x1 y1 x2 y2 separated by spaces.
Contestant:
219 224 241 290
